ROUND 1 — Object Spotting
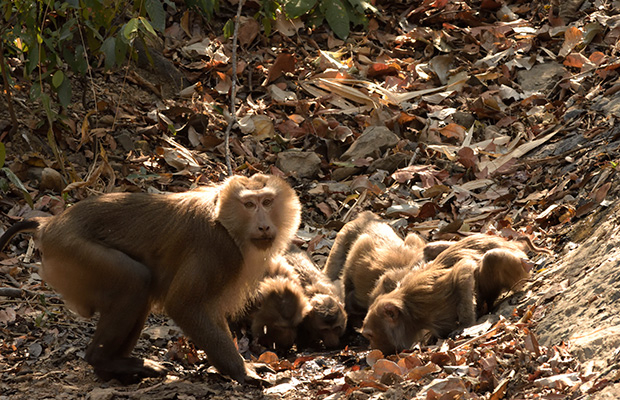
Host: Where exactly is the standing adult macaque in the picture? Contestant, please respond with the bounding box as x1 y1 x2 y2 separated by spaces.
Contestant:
362 234 551 354
0 174 301 384
283 247 347 349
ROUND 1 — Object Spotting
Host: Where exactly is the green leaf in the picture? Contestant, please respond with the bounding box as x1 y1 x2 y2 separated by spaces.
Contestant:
145 0 166 32
262 17 272 36
101 37 116 69
52 70 64 88
123 18 139 42
284 0 318 18
57 78 72 108
346 0 368 27
324 0 349 39
162 0 176 11
115 36 128 66
139 17 157 37
40 93 56 126
2 167 34 208
0 142 5 169
347 0 377 13
223 19 234 39
307 9 324 28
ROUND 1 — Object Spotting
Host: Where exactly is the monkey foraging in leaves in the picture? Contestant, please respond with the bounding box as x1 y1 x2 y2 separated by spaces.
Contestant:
282 246 347 349
323 211 387 281
243 246 346 351
322 212 430 329
362 234 551 354
341 225 427 328
0 174 301 384
363 256 478 354
249 273 311 351
367 234 546 303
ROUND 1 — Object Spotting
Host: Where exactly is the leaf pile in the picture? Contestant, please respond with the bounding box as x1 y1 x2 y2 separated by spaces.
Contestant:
2 0 620 398
255 305 600 399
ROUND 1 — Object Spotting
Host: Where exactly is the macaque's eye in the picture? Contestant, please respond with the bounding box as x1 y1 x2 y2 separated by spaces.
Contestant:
244 201 256 209
262 198 273 207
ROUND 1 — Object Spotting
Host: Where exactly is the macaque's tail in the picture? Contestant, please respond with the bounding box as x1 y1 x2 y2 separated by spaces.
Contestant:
514 236 553 255
0 220 40 251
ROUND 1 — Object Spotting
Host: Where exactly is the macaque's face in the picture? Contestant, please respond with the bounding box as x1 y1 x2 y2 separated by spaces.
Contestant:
306 294 347 348
252 276 309 351
216 175 301 253
361 297 415 355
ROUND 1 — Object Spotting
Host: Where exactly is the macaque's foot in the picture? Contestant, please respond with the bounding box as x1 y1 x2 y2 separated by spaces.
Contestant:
93 357 167 384
242 364 273 387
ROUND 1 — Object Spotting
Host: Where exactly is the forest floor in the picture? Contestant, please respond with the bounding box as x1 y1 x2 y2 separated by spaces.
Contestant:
2 0 620 398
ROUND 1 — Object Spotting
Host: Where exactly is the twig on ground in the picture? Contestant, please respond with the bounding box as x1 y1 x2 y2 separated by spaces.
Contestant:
223 0 245 177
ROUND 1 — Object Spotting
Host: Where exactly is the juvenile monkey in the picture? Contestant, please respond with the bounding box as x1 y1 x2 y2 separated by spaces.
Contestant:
250 274 311 351
0 174 301 384
475 248 531 315
424 234 551 267
362 234 551 354
368 267 411 304
323 211 384 281
283 247 347 349
247 247 347 350
362 257 477 354
342 229 427 328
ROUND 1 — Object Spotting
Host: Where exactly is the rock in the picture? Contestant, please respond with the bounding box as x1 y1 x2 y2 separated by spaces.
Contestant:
39 167 66 193
87 388 117 400
535 202 620 372
331 166 360 181
340 126 399 162
369 153 408 173
276 150 321 179
517 62 566 94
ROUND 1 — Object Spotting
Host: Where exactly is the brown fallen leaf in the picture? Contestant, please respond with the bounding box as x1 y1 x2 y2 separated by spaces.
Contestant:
267 52 296 84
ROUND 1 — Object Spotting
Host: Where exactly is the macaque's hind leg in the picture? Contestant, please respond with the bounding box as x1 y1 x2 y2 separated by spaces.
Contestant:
55 245 165 383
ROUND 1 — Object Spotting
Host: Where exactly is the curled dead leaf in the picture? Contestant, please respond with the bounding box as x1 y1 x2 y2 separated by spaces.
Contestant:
366 349 384 366
371 359 403 379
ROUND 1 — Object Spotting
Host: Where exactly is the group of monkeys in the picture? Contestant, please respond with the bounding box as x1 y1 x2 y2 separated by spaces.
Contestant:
0 174 550 384
243 210 550 357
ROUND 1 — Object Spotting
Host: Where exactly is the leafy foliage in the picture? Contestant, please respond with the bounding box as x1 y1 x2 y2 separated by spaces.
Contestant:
284 0 376 39
0 0 168 121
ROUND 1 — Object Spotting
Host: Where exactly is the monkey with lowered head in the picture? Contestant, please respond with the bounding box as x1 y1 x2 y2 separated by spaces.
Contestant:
367 233 541 302
340 221 427 328
244 245 347 351
321 211 430 329
283 246 347 349
249 271 311 351
0 174 301 384
362 234 551 354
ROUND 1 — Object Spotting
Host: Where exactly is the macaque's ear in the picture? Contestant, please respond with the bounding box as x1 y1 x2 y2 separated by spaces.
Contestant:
381 300 402 324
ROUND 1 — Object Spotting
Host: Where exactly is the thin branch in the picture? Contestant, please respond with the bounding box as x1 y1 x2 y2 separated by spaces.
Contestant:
223 0 245 177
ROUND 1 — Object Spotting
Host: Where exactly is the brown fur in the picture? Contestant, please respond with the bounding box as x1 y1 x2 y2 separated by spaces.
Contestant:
362 233 549 354
250 274 311 350
342 226 426 328
0 174 301 384
475 248 530 315
323 211 383 281
362 259 477 355
283 247 347 349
